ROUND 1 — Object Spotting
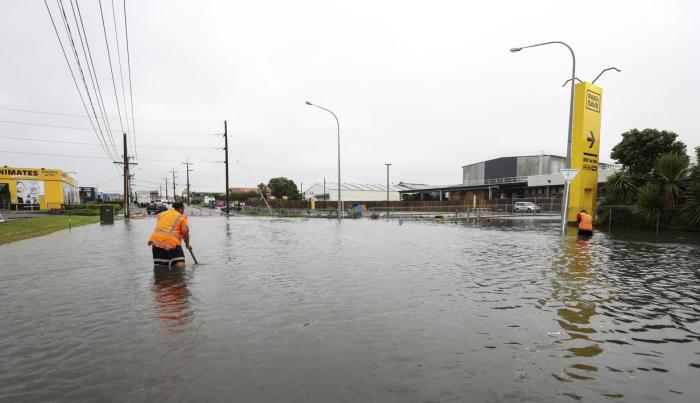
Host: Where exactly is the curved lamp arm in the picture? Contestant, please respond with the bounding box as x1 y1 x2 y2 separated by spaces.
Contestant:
592 67 622 84
562 77 583 87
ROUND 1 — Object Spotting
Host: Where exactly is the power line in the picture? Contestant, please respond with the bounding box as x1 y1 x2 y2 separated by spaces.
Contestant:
1 149 224 163
0 135 220 149
72 0 120 158
57 0 116 160
0 119 221 135
123 0 137 161
98 0 126 140
0 106 222 123
110 0 135 159
42 0 115 163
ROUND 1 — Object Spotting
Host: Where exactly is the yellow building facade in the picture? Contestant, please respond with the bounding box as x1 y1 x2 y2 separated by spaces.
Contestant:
0 166 79 210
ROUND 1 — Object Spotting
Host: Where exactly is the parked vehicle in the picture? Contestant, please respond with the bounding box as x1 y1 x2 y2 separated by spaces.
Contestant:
513 201 541 213
146 203 167 215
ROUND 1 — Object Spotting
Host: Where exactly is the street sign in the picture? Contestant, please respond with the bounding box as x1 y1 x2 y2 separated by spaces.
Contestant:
587 130 596 148
561 169 580 182
568 81 603 221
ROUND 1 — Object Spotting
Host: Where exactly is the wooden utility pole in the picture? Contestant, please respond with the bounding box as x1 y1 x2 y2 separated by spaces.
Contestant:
224 120 229 216
182 159 194 204
170 169 177 201
164 177 169 201
113 132 136 218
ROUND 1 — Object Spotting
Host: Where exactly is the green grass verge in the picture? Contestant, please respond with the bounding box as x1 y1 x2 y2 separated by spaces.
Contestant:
0 215 100 245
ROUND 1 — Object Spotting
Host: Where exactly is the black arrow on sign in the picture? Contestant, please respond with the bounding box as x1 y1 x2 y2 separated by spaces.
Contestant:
587 131 596 148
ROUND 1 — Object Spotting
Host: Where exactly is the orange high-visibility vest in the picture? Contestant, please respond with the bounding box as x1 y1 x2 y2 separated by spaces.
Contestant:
148 210 189 250
578 213 593 231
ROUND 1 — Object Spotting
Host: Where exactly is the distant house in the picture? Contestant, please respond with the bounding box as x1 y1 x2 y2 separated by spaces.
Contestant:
303 182 414 202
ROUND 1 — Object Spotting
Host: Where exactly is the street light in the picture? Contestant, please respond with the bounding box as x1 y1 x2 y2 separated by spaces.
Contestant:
561 67 621 87
385 163 391 218
511 41 576 235
306 101 342 220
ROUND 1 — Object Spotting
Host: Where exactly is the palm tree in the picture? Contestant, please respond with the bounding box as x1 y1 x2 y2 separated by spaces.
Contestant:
683 181 700 225
634 183 663 225
605 171 638 204
654 153 689 210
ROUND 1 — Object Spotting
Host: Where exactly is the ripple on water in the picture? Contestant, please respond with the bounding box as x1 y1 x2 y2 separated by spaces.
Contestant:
0 217 699 402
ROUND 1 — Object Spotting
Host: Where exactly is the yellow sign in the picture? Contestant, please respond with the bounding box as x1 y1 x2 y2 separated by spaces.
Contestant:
568 82 602 221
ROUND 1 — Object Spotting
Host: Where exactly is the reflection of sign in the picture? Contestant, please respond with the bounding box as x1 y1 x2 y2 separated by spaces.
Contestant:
585 89 601 112
569 82 603 221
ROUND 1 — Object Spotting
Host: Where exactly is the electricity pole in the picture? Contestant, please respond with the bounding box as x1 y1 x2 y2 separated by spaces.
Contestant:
113 132 136 218
164 177 169 201
182 159 194 204
170 169 177 202
385 163 391 218
224 120 229 216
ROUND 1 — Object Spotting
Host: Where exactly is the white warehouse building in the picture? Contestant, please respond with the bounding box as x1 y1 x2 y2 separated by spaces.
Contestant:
303 182 412 202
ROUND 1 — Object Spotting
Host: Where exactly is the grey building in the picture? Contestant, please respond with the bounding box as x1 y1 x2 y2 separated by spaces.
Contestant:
400 154 617 203
463 155 565 184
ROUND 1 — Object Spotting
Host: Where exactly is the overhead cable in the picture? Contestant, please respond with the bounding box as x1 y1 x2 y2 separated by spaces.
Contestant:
0 119 221 135
123 0 137 160
0 106 222 123
71 0 120 158
0 135 220 149
1 149 223 163
57 0 116 160
110 0 135 159
42 0 114 162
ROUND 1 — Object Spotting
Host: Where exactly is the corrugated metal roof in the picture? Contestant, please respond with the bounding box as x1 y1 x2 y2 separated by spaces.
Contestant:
306 182 410 192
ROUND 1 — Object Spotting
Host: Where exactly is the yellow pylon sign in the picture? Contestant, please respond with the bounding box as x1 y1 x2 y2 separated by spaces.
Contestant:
568 82 603 221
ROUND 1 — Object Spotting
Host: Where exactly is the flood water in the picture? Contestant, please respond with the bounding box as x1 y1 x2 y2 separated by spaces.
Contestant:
1 216 699 402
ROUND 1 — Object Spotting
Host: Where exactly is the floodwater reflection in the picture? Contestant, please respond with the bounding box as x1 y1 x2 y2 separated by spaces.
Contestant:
152 267 193 335
0 217 698 402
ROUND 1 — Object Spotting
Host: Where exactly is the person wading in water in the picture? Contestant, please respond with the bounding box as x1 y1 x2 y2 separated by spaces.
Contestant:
577 209 594 238
148 201 191 268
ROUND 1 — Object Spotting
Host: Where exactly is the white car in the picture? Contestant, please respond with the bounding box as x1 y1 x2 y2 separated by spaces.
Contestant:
514 201 541 213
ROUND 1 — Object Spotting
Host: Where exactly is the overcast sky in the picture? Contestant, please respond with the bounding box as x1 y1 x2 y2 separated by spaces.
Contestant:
1 0 698 193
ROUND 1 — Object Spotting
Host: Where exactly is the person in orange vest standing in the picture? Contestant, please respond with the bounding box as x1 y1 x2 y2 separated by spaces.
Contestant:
148 201 191 268
576 209 593 238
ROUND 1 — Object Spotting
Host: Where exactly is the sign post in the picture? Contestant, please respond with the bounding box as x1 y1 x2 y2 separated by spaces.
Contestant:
561 168 580 235
568 82 603 222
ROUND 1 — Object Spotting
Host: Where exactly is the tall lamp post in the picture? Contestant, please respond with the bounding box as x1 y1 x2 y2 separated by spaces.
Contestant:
510 41 576 235
306 101 342 220
385 163 391 218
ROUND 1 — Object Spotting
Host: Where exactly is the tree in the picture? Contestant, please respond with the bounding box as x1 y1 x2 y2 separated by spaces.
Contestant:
654 153 689 210
634 183 663 224
684 181 700 225
691 146 700 180
605 171 638 205
267 177 300 200
257 183 270 199
610 129 686 177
